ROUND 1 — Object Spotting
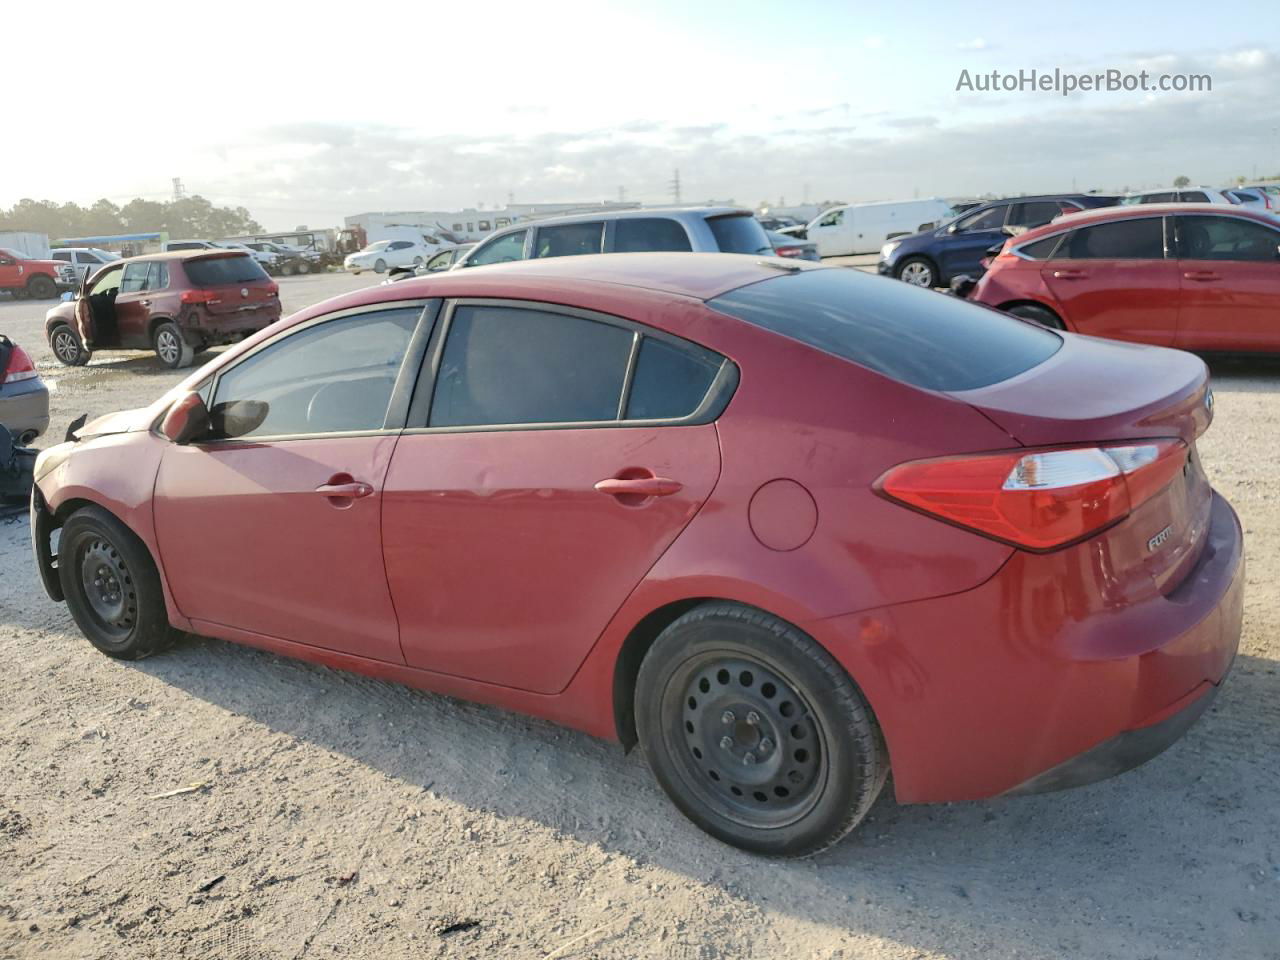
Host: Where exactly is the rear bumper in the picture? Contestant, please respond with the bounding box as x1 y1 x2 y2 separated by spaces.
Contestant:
0 377 51 440
815 491 1244 804
181 306 280 344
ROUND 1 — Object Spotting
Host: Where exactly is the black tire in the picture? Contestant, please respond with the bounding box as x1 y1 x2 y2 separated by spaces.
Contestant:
58 505 179 660
895 256 937 288
373 258 387 274
635 603 887 857
49 323 90 366
295 259 311 275
26 275 58 299
153 321 195 369
1006 303 1065 330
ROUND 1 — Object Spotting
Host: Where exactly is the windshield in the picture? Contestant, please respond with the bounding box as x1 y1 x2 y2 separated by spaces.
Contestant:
89 248 120 260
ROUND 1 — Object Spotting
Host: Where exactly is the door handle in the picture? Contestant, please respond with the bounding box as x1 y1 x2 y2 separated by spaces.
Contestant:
1052 269 1088 279
140 299 151 306
594 475 683 499
1183 271 1221 282
315 479 374 500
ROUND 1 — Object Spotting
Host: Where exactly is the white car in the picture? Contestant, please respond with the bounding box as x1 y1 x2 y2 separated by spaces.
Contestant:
1120 187 1234 205
344 239 432 274
801 198 956 257
49 247 120 283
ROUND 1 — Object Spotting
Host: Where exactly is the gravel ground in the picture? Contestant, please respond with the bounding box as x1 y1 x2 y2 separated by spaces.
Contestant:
1 269 1278 959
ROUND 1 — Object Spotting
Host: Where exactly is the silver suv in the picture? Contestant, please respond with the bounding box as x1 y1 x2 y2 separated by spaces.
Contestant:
455 207 774 268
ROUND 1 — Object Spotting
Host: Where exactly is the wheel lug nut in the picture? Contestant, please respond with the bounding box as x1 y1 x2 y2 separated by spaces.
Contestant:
721 711 735 725
759 738 773 753
719 736 734 750
746 711 760 726
743 752 757 765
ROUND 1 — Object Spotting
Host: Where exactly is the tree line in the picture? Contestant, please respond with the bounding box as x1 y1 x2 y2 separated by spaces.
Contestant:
0 196 264 241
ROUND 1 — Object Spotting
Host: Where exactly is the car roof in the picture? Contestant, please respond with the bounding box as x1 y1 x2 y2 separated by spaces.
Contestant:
828 198 948 211
1015 202 1277 243
107 249 254 264
490 206 752 232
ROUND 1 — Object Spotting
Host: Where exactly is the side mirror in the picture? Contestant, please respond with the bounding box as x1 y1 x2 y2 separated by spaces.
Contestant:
210 399 269 439
159 392 211 444
947 222 960 234
60 291 75 302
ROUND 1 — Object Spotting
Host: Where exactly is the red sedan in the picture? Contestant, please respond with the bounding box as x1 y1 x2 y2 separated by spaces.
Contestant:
971 203 1280 352
30 254 1242 856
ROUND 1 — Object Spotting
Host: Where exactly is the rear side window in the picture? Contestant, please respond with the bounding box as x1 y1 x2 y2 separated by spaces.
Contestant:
184 255 270 286
147 262 169 289
1015 234 1066 259
120 262 150 293
1062 218 1164 259
430 306 633 426
1175 215 1280 262
706 214 772 254
52 251 71 262
1007 201 1062 228
1137 192 1174 204
614 218 693 252
625 337 720 420
1179 191 1209 202
534 222 604 259
710 268 1061 392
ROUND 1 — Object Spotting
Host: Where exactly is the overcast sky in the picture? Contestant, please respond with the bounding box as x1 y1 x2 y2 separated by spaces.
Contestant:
5 1 1277 230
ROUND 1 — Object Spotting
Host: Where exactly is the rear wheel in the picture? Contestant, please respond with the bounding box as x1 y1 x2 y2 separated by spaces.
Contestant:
1006 303 1065 330
635 603 887 857
58 506 179 660
895 256 937 288
27 275 57 299
49 323 90 366
295 259 311 275
153 322 195 369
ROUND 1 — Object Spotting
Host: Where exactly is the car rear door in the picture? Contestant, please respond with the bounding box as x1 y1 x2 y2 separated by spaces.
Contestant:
153 303 431 662
381 300 727 694
1039 215 1179 345
1173 213 1280 352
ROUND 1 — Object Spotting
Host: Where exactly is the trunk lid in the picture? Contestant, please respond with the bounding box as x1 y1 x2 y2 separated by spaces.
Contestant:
184 253 279 317
952 331 1213 594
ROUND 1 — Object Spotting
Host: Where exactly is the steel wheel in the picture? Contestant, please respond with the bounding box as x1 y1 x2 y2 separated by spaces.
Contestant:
76 536 138 642
670 655 825 828
898 258 935 287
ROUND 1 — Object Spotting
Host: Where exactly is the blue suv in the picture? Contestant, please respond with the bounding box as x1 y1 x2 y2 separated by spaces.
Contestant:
877 194 1118 288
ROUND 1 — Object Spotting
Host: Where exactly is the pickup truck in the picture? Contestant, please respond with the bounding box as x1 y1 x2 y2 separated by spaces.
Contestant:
0 247 78 300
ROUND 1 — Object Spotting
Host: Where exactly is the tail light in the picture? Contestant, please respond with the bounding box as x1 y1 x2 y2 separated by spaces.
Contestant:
2 343 39 384
877 440 1187 551
773 246 804 258
265 281 279 295
180 289 218 304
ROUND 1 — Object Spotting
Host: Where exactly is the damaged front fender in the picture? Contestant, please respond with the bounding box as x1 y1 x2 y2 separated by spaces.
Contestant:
30 484 63 602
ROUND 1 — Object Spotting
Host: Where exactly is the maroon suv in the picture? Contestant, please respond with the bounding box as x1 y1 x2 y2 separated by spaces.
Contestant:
45 251 281 369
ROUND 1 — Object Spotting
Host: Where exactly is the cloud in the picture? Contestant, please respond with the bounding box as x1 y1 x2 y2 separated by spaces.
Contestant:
884 116 939 129
957 38 991 51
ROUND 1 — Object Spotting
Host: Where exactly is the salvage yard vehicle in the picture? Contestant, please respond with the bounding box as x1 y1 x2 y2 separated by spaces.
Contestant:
0 246 79 300
878 193 1119 288
968 203 1280 353
1121 187 1234 205
344 239 434 274
455 207 774 268
50 247 121 283
44 251 281 369
30 254 1242 857
0 334 49 444
794 198 956 257
766 230 820 261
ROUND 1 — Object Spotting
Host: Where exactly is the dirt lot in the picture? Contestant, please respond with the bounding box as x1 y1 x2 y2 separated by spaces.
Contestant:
1 270 1278 959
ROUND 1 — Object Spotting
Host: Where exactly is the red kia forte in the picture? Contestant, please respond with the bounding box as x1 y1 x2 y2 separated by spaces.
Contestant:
30 254 1242 856
970 203 1280 352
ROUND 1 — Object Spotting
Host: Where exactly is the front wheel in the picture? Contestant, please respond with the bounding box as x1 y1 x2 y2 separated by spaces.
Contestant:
58 506 179 660
895 256 936 288
1006 303 1065 330
49 323 90 366
153 322 195 369
373 258 387 274
295 259 311 275
635 603 887 857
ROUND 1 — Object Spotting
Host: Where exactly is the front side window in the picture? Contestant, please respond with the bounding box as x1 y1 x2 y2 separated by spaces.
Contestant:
120 262 151 293
430 306 633 427
534 222 605 259
465 230 527 266
817 209 844 227
478 220 491 231
388 240 412 251
1137 192 1175 204
425 250 454 271
76 252 101 264
52 251 71 262
614 218 693 252
1062 218 1165 259
1175 215 1280 262
88 264 124 295
210 307 421 439
957 205 1006 232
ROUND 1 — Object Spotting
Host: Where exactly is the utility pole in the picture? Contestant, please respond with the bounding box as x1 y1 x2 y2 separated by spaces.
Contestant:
171 177 186 201
669 169 682 205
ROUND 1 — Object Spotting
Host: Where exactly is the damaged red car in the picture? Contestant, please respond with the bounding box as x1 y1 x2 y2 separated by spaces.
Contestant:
30 254 1242 856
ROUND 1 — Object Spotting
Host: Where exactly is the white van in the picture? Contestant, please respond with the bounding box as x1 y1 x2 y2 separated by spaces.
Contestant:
804 198 956 257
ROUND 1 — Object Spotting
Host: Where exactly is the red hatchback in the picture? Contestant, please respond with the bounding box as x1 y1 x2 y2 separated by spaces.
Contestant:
971 203 1280 352
30 254 1242 856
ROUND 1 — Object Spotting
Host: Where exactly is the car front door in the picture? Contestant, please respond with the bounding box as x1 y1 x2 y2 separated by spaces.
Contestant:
381 301 727 694
1173 214 1280 352
1039 215 1179 345
809 208 849 257
938 204 1009 278
76 263 124 346
153 303 431 662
